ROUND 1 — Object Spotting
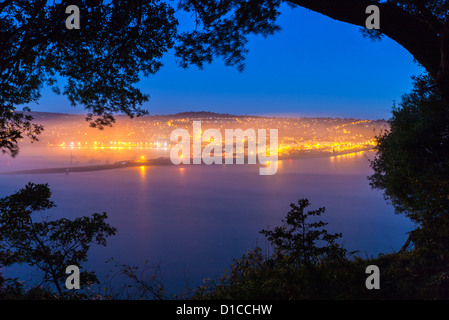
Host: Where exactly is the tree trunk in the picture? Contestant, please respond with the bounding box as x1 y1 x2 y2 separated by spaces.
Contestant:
398 232 414 254
436 27 449 104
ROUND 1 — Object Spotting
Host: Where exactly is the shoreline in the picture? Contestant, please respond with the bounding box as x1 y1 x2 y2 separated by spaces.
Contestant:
1 148 374 175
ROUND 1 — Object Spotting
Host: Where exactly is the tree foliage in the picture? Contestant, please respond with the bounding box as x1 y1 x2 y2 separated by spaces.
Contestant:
101 258 167 300
174 0 281 71
287 0 449 102
0 0 282 156
2 0 449 156
369 74 449 226
260 198 348 267
194 196 449 299
0 182 117 297
369 73 449 263
195 198 358 299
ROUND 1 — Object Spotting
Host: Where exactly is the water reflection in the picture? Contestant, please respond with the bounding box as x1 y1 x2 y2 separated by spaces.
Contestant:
139 166 146 181
0 148 413 296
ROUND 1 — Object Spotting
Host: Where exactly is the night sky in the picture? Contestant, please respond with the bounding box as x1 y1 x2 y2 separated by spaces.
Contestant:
31 4 424 120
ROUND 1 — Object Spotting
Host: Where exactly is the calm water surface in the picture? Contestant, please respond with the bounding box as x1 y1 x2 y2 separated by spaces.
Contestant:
0 148 413 295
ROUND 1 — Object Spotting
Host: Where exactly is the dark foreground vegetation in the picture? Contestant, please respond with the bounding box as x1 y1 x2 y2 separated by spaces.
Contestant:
193 199 449 300
1 74 449 300
193 74 449 300
1 0 449 301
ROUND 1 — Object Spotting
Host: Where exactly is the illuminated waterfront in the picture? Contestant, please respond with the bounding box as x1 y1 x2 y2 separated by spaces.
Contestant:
20 112 386 159
0 112 405 296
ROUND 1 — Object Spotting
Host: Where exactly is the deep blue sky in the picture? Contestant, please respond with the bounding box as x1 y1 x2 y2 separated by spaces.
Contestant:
32 4 424 120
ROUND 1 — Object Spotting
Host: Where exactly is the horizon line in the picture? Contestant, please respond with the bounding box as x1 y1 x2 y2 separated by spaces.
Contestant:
22 110 387 121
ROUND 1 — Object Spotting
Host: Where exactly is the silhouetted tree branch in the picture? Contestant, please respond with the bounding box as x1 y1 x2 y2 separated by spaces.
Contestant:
2 0 448 157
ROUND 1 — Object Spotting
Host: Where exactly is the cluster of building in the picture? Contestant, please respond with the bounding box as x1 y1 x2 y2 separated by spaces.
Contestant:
28 112 389 157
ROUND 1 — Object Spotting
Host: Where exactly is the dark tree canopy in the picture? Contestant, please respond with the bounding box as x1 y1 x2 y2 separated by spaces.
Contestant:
287 0 449 102
0 0 282 156
0 182 117 297
177 0 449 101
368 72 449 258
261 198 348 268
369 73 449 226
1 0 448 157
0 0 179 156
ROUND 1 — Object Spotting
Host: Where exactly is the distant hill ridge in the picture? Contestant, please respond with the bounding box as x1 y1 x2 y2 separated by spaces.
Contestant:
22 111 250 120
20 111 384 122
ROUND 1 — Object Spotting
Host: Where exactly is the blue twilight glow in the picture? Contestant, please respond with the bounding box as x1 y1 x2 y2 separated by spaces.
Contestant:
31 4 424 120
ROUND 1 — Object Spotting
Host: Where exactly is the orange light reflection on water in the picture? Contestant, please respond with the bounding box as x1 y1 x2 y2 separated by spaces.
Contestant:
139 166 146 181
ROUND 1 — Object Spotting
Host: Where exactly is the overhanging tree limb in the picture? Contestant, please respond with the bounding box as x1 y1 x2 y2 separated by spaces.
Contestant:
287 0 445 100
